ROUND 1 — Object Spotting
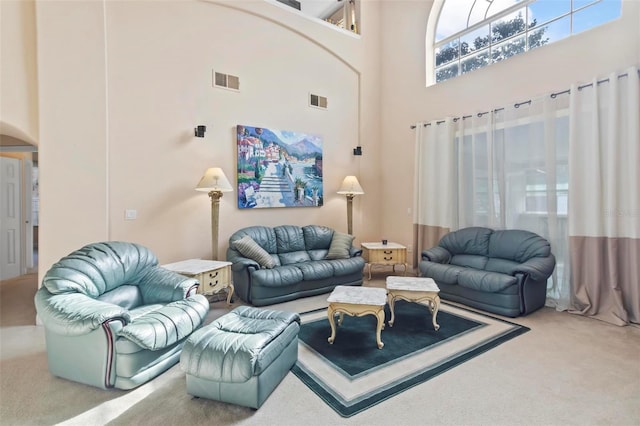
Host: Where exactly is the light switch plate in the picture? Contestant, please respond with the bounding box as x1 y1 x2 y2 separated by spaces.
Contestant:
125 209 137 220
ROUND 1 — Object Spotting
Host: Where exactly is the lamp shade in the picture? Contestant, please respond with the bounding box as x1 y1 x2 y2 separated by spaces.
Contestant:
337 175 364 195
195 167 233 192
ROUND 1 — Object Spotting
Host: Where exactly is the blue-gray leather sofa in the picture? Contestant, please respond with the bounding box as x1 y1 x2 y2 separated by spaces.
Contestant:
419 227 556 317
227 225 365 306
34 241 210 390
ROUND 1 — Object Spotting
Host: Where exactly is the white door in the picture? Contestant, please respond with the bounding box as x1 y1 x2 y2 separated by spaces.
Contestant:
0 157 22 280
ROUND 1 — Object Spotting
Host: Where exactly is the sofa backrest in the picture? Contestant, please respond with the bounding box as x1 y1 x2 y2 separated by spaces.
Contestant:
227 224 337 265
42 241 158 298
439 227 551 272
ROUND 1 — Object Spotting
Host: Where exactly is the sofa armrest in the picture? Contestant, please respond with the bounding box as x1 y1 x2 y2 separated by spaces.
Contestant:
35 289 131 336
514 254 556 282
421 246 451 264
138 266 200 303
231 257 261 271
350 247 363 257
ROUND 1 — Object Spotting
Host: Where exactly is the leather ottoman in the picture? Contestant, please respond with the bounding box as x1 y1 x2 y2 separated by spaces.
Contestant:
180 306 300 408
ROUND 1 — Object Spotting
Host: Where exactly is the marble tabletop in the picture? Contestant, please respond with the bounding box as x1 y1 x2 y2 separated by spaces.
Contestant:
327 285 387 306
386 276 440 292
161 259 232 275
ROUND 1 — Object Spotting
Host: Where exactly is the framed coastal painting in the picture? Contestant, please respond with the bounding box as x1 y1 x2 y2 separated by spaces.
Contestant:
236 124 323 209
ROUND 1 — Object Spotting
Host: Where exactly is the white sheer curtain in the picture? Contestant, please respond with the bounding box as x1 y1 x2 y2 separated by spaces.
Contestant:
414 66 639 322
415 82 576 312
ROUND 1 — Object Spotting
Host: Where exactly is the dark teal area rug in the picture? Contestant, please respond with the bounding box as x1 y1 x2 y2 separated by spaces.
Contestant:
291 301 529 417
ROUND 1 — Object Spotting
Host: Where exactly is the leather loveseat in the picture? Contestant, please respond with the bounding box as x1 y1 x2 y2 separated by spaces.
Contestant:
227 225 365 306
35 241 210 390
419 227 556 317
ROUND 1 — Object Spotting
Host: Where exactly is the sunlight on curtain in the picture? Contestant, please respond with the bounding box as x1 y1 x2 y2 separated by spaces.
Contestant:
568 66 640 326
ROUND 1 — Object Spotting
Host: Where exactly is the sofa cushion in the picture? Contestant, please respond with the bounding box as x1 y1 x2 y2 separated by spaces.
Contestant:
484 258 522 276
420 261 467 285
325 232 355 260
97 284 142 310
488 229 551 262
450 254 489 270
457 269 518 293
250 265 304 288
234 235 276 269
439 227 492 256
296 260 335 281
275 225 306 253
302 225 334 250
328 257 367 277
117 295 209 350
279 250 311 265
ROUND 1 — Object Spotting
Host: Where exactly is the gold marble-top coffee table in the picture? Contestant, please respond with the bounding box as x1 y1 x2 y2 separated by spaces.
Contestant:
386 276 441 331
327 285 387 349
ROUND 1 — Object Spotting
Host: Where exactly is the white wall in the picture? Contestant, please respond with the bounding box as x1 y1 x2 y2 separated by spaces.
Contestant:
0 0 39 144
34 0 382 280
379 0 640 263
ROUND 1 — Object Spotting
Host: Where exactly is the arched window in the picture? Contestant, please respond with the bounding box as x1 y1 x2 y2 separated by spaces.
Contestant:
427 0 622 85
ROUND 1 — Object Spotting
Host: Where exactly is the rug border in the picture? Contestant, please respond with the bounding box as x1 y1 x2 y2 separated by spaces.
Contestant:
291 302 530 418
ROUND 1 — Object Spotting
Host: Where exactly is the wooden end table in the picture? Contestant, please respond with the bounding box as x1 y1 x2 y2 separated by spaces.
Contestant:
162 259 234 305
361 242 408 280
327 286 387 349
386 276 440 330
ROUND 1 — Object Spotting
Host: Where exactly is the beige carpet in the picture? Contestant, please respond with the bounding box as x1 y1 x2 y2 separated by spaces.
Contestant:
1 273 639 425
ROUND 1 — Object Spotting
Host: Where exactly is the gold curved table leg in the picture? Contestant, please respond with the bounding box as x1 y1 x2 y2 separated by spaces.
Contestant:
375 308 385 349
388 294 396 327
431 295 441 331
225 284 235 306
327 305 337 344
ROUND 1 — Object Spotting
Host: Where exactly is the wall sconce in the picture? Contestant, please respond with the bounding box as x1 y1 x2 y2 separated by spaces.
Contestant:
337 175 365 235
353 146 363 156
194 125 207 138
195 167 233 260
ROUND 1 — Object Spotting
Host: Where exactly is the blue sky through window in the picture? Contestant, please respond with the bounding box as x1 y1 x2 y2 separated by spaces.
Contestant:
434 0 621 83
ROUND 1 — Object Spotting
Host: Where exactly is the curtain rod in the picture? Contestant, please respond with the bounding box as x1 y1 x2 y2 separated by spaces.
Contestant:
410 70 635 129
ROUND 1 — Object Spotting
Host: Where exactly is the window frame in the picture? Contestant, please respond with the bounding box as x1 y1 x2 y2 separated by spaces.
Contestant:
427 0 621 85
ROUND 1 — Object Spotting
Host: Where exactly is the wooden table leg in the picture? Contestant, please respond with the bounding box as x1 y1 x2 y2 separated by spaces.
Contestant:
375 308 385 349
430 295 441 331
225 284 235 306
327 304 337 344
388 293 396 327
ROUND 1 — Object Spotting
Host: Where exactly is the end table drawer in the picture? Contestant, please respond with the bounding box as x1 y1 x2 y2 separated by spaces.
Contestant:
367 249 406 264
197 266 230 294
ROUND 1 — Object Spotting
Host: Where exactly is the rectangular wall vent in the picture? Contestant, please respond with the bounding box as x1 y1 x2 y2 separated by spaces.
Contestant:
213 71 240 91
309 93 328 109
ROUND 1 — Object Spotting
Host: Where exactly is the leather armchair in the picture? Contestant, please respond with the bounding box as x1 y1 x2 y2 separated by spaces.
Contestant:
35 242 210 390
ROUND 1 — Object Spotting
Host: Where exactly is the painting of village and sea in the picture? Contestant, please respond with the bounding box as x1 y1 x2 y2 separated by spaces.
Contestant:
236 125 323 209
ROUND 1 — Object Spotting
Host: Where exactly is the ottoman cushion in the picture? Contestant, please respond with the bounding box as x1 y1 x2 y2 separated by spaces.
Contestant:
180 306 300 409
181 306 300 382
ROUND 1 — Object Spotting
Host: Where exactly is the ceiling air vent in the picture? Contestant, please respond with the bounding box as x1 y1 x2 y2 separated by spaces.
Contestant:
310 93 328 109
213 71 240 91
